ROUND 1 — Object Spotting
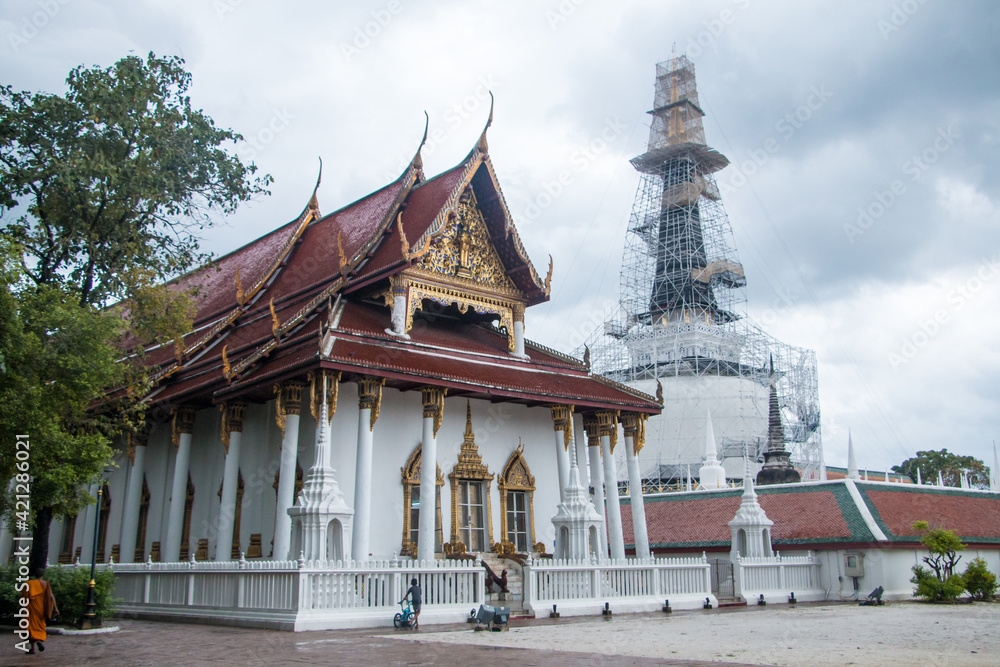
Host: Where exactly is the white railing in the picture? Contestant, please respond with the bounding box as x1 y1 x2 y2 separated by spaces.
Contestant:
734 552 823 602
523 554 714 616
96 556 484 630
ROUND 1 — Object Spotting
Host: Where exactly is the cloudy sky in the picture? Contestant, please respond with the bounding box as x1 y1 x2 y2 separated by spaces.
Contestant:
3 0 998 472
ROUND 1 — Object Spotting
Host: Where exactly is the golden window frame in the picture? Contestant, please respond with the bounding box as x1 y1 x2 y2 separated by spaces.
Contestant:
400 444 444 558
497 444 536 554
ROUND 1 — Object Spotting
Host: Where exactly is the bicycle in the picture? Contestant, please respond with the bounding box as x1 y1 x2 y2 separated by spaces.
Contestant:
393 599 415 629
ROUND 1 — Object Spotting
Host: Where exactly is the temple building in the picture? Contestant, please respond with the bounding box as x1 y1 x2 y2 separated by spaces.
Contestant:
5 112 663 579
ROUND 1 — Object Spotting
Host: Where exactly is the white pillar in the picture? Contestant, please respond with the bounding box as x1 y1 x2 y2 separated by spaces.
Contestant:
550 406 573 502
584 418 608 559
512 307 529 359
216 403 246 561
273 382 304 561
165 407 196 562
0 512 12 565
601 432 626 561
78 482 97 563
118 438 148 563
352 378 382 561
622 413 650 559
418 387 445 561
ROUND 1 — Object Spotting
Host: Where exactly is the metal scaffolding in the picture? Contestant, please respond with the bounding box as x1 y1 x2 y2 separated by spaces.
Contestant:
581 56 823 485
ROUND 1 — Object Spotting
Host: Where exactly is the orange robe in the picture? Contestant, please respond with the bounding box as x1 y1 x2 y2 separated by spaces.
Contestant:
22 579 56 642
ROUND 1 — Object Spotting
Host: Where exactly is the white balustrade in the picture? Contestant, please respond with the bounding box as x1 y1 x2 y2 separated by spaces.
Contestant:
523 555 715 616
75 557 484 630
734 552 823 602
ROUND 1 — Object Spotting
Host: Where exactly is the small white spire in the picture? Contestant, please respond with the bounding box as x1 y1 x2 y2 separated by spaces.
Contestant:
990 446 999 491
916 468 922 486
846 431 859 480
937 470 945 487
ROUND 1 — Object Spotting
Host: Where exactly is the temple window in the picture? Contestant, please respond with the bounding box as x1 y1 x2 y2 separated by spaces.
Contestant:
498 444 535 553
400 445 444 557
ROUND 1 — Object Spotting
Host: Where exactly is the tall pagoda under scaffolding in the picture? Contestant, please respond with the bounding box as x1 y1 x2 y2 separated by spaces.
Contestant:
581 56 823 491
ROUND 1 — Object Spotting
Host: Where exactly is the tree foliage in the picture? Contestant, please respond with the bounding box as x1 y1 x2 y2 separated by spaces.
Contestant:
963 557 998 601
0 51 270 307
0 53 268 569
910 520 967 602
892 449 990 488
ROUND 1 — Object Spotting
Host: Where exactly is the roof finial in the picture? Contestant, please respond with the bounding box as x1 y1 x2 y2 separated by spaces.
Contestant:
411 111 430 174
476 91 494 153
307 157 322 215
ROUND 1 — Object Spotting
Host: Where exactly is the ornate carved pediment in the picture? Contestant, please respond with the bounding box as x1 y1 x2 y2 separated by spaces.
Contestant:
397 189 528 353
416 188 518 293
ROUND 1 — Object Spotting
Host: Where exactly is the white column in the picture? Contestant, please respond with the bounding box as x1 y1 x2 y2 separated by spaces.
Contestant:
512 307 529 359
352 378 382 561
78 483 97 563
273 382 304 561
584 419 608 559
598 411 626 561
623 416 650 559
418 387 445 561
118 438 148 563
216 403 246 561
165 407 196 562
550 406 573 502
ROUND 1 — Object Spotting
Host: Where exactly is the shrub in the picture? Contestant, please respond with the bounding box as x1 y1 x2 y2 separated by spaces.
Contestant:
43 565 119 623
963 558 998 601
911 565 966 602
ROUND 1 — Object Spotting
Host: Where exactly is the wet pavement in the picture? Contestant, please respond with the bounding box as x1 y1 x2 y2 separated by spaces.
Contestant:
1 616 765 666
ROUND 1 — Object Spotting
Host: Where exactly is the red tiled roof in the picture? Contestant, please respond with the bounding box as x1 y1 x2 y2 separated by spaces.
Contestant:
862 485 1000 541
624 482 873 550
320 301 657 410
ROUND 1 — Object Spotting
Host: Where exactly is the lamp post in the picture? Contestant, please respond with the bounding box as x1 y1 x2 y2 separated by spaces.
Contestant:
78 482 104 629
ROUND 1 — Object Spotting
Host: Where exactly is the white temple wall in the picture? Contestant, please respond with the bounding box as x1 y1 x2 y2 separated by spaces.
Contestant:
60 386 566 563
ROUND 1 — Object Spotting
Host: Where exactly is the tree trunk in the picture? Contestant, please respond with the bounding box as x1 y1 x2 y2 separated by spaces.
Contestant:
30 506 53 573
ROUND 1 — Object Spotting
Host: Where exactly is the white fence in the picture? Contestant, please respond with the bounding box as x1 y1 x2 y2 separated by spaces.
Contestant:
102 557 484 631
734 552 824 603
523 554 715 616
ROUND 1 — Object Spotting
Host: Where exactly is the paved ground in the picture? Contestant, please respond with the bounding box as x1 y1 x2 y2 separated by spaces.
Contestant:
0 617 756 666
2 601 997 666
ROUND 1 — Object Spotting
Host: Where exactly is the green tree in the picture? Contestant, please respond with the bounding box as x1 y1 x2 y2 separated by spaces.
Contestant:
893 449 990 488
0 52 270 307
0 53 268 570
963 557 998 601
909 520 966 602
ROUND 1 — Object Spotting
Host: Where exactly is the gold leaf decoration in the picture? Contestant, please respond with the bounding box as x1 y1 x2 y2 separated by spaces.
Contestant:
269 298 279 339
544 254 553 295
221 345 232 379
337 230 348 276
235 267 245 305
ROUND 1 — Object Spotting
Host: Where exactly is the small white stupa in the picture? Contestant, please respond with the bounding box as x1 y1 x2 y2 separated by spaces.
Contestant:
551 427 604 561
287 373 354 562
846 431 860 481
698 408 727 490
729 453 774 560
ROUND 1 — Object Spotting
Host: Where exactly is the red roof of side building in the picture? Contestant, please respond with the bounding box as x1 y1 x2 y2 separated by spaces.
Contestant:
621 479 1000 553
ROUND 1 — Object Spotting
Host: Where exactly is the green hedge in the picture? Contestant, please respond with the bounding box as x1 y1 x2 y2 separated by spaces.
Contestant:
0 565 118 624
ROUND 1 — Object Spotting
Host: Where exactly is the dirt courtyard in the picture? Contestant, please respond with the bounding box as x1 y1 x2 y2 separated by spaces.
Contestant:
391 601 1000 666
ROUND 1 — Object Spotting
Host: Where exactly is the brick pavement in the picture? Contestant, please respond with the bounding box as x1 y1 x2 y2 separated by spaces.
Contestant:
1 617 765 666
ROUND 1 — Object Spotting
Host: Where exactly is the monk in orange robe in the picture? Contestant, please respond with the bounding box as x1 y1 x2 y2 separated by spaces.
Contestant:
21 568 58 654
